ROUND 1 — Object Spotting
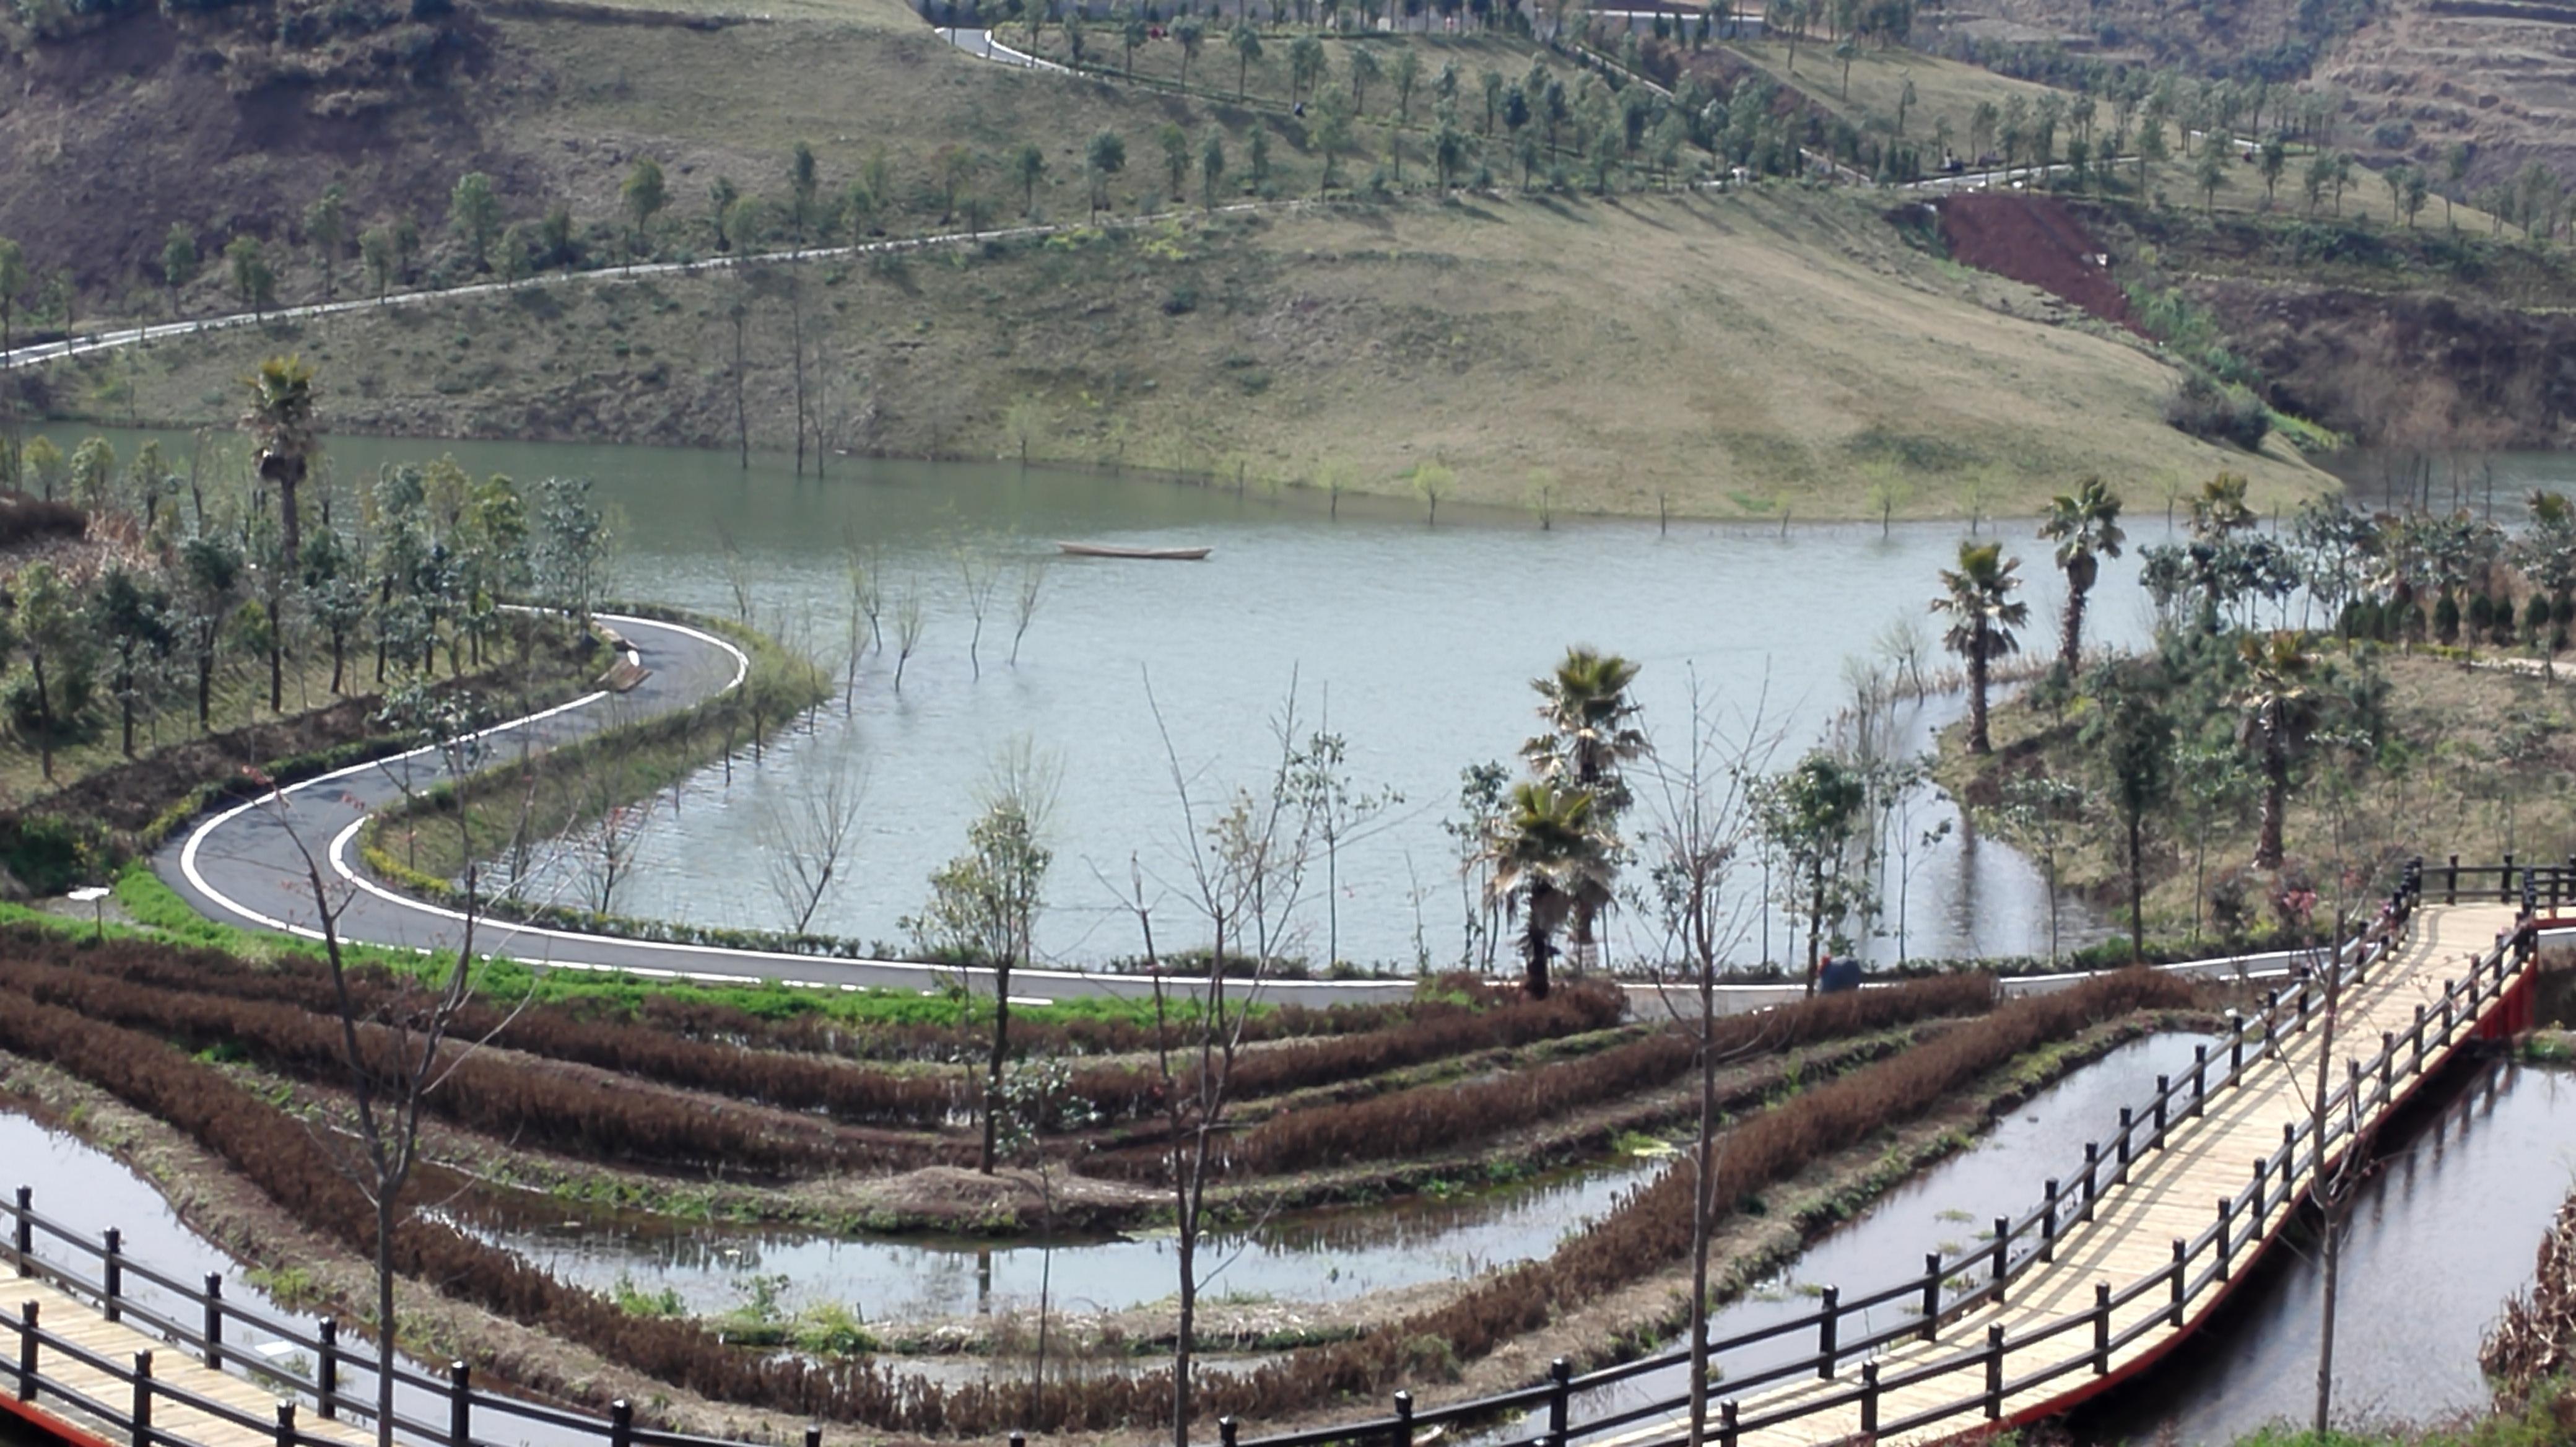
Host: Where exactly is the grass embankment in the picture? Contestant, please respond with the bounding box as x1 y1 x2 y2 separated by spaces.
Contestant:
61 192 2328 522
1941 639 2576 946
361 608 826 885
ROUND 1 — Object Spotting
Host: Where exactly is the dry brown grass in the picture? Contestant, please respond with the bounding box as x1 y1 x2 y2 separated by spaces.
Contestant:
75 188 2332 521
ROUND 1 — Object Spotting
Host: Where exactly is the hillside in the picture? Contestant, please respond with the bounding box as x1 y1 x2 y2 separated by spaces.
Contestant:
21 189 2331 520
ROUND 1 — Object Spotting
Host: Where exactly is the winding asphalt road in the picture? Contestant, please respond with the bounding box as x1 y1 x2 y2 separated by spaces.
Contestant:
151 613 1422 1005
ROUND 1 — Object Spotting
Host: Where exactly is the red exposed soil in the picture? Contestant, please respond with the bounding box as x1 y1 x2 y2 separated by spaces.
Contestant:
1936 194 2144 336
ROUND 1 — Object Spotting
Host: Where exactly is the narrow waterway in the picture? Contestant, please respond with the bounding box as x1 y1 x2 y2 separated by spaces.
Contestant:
450 1152 1664 1323
2073 1051 2576 1444
1559 1032 2220 1440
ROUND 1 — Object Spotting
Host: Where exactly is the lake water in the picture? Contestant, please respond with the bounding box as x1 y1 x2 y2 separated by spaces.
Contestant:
45 426 2170 971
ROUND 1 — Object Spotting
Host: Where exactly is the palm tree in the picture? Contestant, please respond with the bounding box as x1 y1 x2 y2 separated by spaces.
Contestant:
2037 476 2125 673
2234 633 2315 869
1931 540 2029 754
243 355 319 569
1480 780 1615 999
1523 646 1646 963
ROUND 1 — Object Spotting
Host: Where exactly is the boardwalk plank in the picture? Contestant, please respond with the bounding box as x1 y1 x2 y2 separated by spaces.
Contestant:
1596 903 2527 1447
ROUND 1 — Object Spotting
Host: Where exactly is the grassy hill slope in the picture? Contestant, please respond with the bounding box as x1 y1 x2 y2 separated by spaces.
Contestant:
43 188 2329 520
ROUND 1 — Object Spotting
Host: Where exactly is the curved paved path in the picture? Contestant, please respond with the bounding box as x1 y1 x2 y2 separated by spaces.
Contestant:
152 613 1419 1004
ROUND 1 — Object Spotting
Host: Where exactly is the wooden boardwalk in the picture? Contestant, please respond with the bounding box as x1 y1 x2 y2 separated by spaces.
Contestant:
4 1275 374 1447
1596 900 2527 1447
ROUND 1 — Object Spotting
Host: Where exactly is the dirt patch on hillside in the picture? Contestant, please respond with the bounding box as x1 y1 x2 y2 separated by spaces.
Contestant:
2186 277 2576 449
1937 194 2142 334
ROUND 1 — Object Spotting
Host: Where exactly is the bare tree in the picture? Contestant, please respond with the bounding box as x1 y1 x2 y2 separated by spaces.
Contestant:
1292 720 1401 971
715 525 755 625
1009 559 1048 665
1635 671 1778 1446
786 275 813 476
258 688 524 1447
725 282 752 469
893 582 926 693
760 758 868 933
2286 735 2404 1435
959 546 1003 678
1121 677 1316 1447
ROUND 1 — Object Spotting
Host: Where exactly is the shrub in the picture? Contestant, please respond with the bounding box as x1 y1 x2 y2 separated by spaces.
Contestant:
2163 370 2271 450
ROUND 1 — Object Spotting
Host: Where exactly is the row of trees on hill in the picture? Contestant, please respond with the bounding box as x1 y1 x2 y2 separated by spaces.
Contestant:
0 360 614 780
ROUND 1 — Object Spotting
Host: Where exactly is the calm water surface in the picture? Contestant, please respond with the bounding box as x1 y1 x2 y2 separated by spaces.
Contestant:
451 1153 1663 1322
43 427 2161 970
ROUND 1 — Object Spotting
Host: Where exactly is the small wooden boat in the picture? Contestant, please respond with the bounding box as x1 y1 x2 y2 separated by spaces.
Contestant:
1055 541 1212 561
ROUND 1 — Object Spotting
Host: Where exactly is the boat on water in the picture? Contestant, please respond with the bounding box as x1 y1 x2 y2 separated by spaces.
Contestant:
1055 541 1213 561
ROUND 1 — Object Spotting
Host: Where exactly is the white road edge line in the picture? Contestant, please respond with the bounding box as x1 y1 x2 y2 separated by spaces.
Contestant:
173 611 1415 995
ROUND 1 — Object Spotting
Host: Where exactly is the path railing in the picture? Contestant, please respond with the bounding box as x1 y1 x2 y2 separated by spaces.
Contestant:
5 857 2550 1447
1209 860 2536 1447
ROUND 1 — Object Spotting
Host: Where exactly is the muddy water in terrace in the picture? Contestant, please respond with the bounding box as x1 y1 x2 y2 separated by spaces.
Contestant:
442 1154 1666 1322
1549 1033 2222 1441
0 1111 590 1447
2073 1053 2576 1445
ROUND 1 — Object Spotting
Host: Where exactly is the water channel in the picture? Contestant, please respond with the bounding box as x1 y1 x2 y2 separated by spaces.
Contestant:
9 1031 2571 1435
42 426 2180 971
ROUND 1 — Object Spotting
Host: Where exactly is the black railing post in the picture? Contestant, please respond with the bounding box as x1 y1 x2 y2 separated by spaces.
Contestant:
202 1275 222 1371
2154 1077 2170 1147
2264 992 2279 1057
450 1360 471 1447
131 1350 152 1447
2092 1283 2112 1374
1546 1358 1571 1447
1719 1399 1739 1447
2082 1143 2099 1222
10 1188 27 1277
2117 1109 2133 1184
317 1320 337 1420
1985 1324 2006 1420
2169 1239 2187 1327
2413 1005 2427 1073
276 1401 296 1447
1920 1253 1941 1341
2504 852 2518 904
2193 1045 2208 1117
2252 1159 2267 1221
1007 1433 1020 1447
1221 1422 1238 1447
1861 1362 1881 1436
2229 1013 2245 1077
15 1301 35 1403
2380 1033 2395 1099
2216 1198 2233 1280
1991 1217 2010 1303
103 1229 122 1324
2445 854 2458 905
1392 1389 1414 1447
2042 1180 2059 1264
1816 1287 1838 1379
610 1400 633 1447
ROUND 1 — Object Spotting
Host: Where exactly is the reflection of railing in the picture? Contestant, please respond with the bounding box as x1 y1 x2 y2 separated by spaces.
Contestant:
1 858 2549 1447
